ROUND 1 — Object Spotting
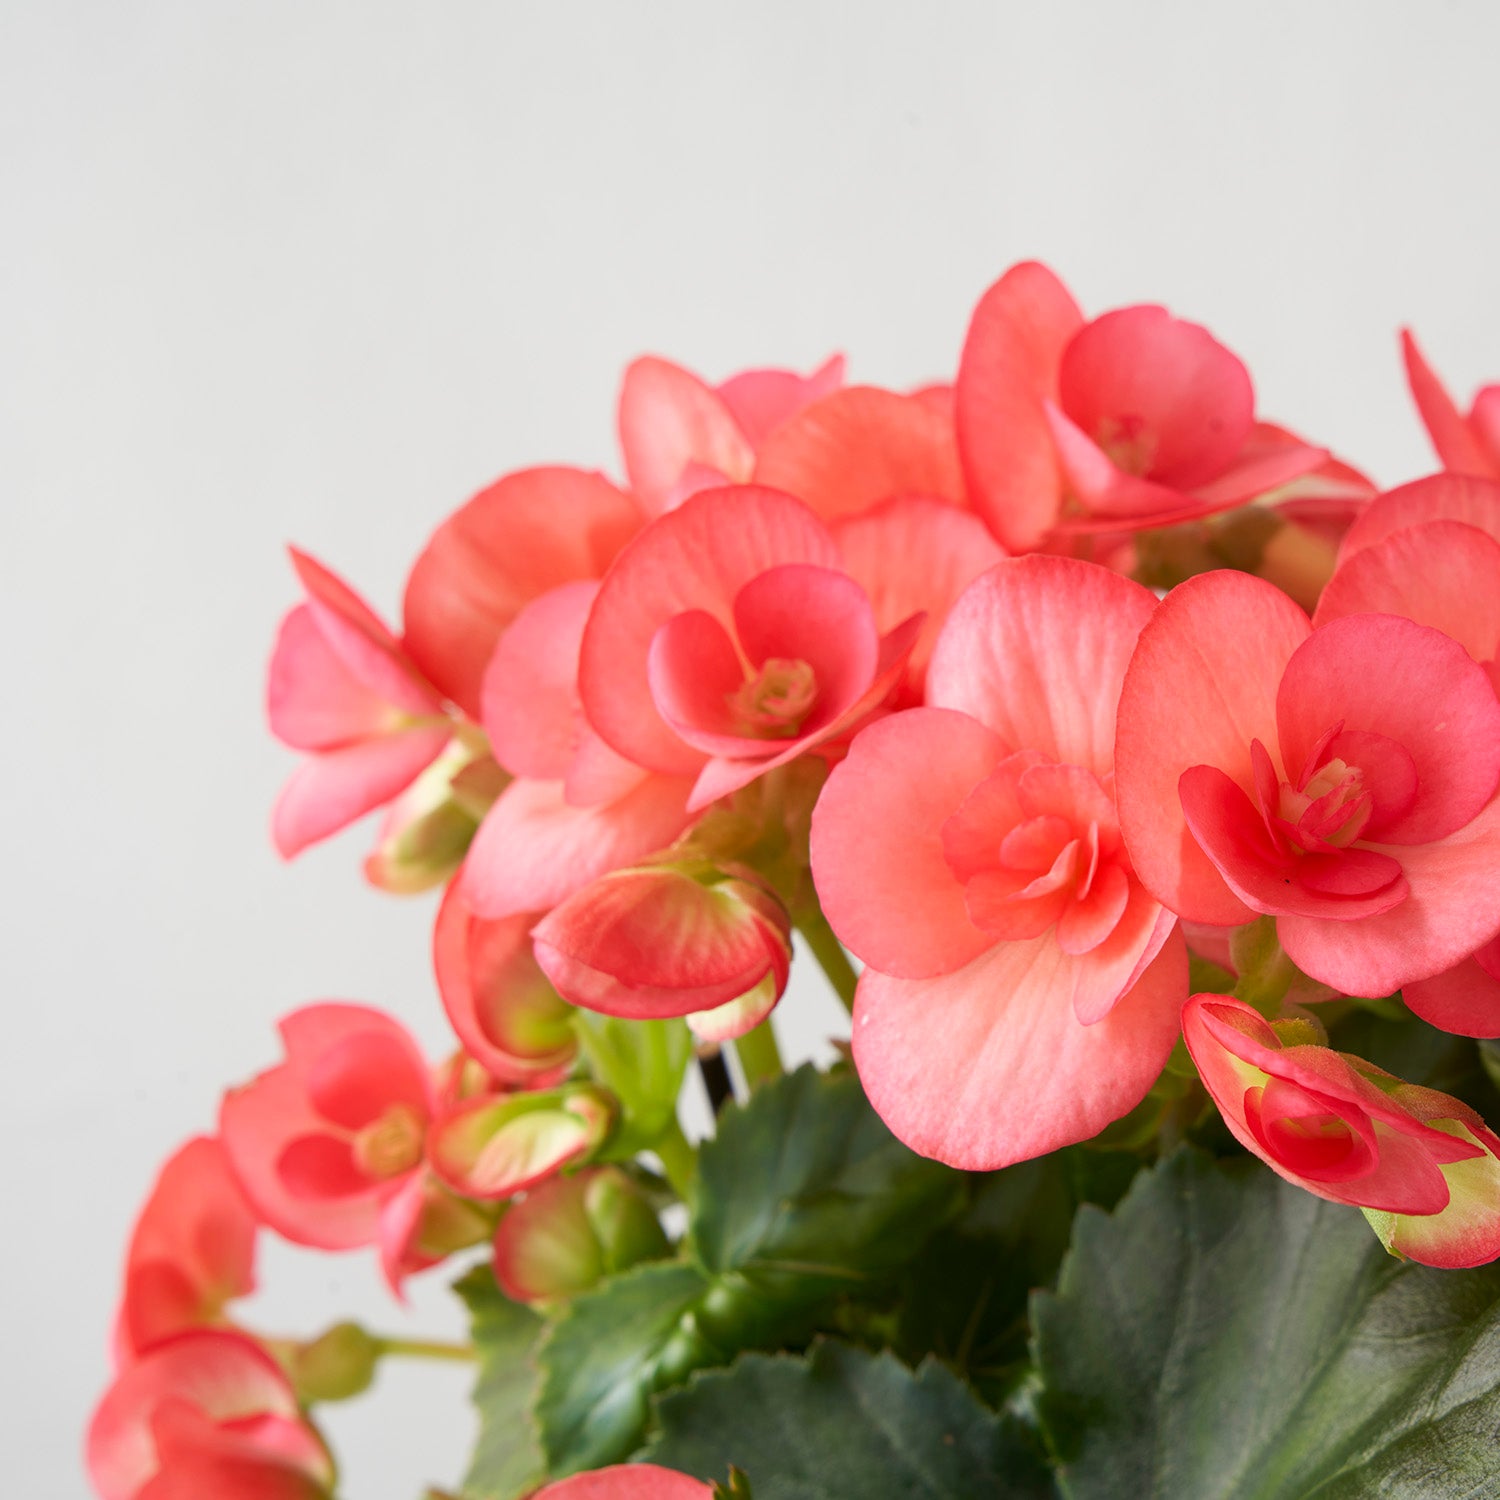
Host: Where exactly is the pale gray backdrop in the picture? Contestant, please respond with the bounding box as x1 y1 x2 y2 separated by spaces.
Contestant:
5 2 1499 1494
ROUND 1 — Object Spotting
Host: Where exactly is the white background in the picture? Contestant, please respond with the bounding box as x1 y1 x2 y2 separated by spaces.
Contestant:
5 3 1499 1494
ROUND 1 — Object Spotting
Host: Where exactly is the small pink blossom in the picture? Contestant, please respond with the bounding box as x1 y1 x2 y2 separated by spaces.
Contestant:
267 549 451 858
87 1331 334 1500
955 261 1327 551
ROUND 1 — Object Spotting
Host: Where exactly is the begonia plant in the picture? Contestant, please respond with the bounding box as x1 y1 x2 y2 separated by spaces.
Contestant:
92 263 1500 1498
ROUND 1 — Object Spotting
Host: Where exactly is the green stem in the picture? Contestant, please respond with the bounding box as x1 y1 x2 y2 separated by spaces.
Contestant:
795 904 858 1014
733 1017 784 1090
374 1337 475 1364
653 1114 699 1205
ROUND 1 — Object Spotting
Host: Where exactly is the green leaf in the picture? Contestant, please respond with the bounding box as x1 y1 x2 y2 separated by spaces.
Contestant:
574 1012 694 1154
894 1148 1140 1403
1032 1148 1500 1498
644 1340 1056 1498
691 1064 967 1315
453 1265 548 1500
535 1260 715 1477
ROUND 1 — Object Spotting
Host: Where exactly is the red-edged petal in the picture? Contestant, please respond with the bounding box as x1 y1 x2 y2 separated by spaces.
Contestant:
619 357 755 515
851 925 1186 1169
1369 1114 1500 1269
579 485 842 774
271 728 452 858
1277 613 1500 846
927 555 1157 777
427 1092 606 1201
956 261 1084 551
1401 330 1500 479
1116 570 1310 924
434 883 576 1082
752 385 966 522
403 467 642 719
462 772 695 920
811 708 1003 978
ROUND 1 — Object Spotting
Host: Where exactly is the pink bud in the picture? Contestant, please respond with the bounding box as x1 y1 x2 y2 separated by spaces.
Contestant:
532 1465 711 1499
532 860 791 1033
492 1166 669 1305
427 1083 615 1201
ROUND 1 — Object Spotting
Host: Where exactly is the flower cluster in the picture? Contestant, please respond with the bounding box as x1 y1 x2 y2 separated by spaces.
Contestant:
91 261 1500 1498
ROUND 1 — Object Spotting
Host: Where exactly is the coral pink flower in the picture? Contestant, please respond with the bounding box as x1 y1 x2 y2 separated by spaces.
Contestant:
1402 330 1500 480
220 1004 486 1291
1183 993 1500 1268
402 467 644 721
87 1331 334 1500
752 385 967 522
619 353 844 515
1116 570 1500 996
533 1467 710 1500
955 261 1326 551
434 881 577 1083
811 556 1186 1169
532 859 791 1036
579 485 925 813
461 576 698 920
114 1137 258 1365
267 549 452 858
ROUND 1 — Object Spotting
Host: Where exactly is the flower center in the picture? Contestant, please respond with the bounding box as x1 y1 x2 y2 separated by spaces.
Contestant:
352 1102 426 1180
1275 755 1371 851
727 657 817 738
1093 412 1158 476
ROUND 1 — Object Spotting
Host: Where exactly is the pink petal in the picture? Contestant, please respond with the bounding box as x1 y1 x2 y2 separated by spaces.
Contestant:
810 707 1004 978
1405 938 1500 1038
578 485 842 774
752 386 966 522
1115 570 1310 925
1041 401 1185 519
927 554 1157 776
482 580 599 782
532 1465 712 1500
1340 471 1500 560
619 356 755 515
462 772 695 920
267 607 404 751
1276 613 1500 846
304 1031 430 1131
851 925 1186 1170
833 496 1006 700
1058 305 1254 487
1179 763 1407 920
1279 795 1500 994
1315 520 1500 667
1185 440 1329 510
646 610 747 750
118 1139 259 1362
956 261 1085 550
1372 1116 1500 1269
1401 330 1500 479
716 354 846 447
271 728 452 858
402 467 642 719
88 1332 313 1500
427 1098 595 1201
